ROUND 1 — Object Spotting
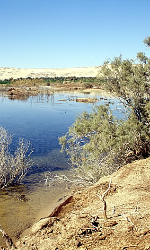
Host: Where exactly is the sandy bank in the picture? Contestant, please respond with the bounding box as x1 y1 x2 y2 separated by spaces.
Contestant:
0 66 101 80
9 157 150 250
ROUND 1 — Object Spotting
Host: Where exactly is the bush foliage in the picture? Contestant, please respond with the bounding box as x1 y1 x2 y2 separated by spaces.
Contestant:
59 37 150 184
0 126 33 189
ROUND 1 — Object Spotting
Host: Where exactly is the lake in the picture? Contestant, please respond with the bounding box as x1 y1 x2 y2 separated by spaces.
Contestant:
0 89 125 245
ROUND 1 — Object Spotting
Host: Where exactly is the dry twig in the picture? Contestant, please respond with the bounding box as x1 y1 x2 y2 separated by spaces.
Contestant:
97 178 112 220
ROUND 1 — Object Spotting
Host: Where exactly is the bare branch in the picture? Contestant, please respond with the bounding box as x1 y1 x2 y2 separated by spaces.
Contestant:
0 127 33 189
97 178 112 220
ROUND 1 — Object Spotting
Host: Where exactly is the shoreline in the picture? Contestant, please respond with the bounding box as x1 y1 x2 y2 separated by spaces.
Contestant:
0 85 114 100
14 157 150 250
21 190 72 238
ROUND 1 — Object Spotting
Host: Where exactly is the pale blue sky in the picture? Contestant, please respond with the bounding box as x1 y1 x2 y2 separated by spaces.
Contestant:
0 0 150 68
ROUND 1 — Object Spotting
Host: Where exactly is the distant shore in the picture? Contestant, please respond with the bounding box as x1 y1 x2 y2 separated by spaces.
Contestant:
0 66 101 80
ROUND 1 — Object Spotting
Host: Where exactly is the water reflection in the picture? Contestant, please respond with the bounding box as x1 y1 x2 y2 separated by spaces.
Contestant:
0 91 124 170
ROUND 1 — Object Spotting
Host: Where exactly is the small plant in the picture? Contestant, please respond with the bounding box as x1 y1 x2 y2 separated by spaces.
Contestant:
0 126 33 189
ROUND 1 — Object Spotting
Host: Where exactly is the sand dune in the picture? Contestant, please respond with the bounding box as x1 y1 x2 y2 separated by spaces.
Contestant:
0 66 101 80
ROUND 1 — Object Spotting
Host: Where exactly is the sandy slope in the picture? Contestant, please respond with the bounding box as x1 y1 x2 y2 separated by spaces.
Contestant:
0 66 101 80
6 157 148 250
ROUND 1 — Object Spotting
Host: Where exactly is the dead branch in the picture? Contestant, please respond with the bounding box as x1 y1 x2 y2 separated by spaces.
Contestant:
97 178 112 220
0 226 17 250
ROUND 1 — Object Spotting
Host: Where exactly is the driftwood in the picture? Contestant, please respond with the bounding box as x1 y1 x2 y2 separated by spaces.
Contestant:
0 226 17 250
97 179 112 220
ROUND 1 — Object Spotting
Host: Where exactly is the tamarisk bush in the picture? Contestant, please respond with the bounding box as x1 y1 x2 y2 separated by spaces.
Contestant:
59 37 150 184
0 126 33 189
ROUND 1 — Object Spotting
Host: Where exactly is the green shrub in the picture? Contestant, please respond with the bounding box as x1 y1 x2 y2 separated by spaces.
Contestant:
59 37 150 184
0 80 11 84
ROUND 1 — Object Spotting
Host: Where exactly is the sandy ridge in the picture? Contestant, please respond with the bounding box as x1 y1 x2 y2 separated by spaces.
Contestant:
0 66 101 80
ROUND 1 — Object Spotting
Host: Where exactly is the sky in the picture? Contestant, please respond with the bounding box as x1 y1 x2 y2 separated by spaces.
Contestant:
0 0 150 69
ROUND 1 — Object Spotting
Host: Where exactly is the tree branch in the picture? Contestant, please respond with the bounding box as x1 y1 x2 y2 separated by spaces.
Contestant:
97 178 112 220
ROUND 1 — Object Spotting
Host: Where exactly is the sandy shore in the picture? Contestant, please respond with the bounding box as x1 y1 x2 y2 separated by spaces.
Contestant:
15 157 150 250
21 189 72 238
0 66 101 80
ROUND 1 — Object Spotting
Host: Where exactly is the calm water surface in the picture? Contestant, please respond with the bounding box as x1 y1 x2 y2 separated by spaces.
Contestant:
0 90 125 245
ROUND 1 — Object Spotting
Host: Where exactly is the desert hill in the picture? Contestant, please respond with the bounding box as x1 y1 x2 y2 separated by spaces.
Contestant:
0 66 101 80
3 157 148 250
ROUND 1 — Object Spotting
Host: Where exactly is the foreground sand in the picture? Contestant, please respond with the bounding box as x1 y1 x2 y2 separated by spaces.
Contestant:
4 157 148 250
0 66 101 80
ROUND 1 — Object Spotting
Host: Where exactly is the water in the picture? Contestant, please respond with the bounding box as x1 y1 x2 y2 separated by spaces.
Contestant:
0 90 125 246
